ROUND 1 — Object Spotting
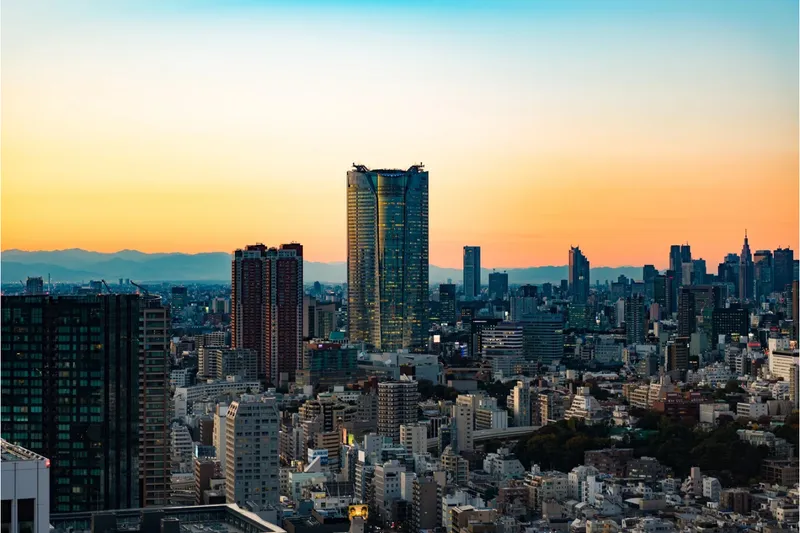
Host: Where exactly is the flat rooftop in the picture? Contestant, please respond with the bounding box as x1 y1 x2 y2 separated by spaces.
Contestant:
0 439 48 463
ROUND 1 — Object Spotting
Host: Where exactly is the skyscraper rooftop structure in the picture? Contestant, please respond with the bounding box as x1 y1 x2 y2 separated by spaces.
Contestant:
347 164 429 352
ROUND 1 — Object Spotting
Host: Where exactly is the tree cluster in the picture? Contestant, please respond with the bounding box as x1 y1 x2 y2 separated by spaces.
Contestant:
513 411 793 487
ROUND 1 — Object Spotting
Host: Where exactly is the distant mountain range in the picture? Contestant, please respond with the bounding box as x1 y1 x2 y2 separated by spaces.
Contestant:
1 249 644 285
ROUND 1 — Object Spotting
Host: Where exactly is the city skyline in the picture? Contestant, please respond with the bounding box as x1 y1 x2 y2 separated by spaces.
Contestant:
2 0 798 268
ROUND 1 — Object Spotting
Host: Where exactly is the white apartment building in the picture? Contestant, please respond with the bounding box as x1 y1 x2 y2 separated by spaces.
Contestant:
213 403 228 475
508 381 531 427
225 396 280 509
400 423 428 455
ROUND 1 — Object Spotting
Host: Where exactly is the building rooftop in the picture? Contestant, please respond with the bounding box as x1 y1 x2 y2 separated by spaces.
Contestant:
0 439 49 464
50 504 286 533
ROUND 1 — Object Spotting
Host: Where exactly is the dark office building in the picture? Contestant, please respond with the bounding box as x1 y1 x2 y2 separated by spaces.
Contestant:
643 265 657 299
298 343 358 388
569 247 590 304
519 284 538 298
669 245 683 287
1 295 140 513
774 247 794 293
678 287 696 337
438 284 456 325
470 318 502 358
488 272 509 300
170 286 187 312
542 283 553 298
712 304 749 343
692 259 706 286
753 250 774 301
667 337 690 376
654 272 676 317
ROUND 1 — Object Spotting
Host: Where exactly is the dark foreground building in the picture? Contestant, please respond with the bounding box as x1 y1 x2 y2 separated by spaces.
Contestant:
1 295 140 513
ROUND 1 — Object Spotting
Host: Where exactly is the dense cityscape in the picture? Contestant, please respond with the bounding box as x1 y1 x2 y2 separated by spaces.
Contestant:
1 163 798 533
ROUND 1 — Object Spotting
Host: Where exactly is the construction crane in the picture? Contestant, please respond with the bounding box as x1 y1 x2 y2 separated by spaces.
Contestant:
130 280 149 297
100 280 114 295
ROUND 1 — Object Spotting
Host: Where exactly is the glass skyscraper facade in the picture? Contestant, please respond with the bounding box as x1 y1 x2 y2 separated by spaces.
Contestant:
1 295 140 513
347 164 429 351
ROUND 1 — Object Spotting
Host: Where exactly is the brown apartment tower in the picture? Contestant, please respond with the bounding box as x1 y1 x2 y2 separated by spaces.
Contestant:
231 243 303 386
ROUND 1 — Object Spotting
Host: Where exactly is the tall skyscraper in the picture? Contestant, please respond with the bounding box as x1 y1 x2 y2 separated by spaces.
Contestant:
692 259 707 285
643 265 657 299
231 243 303 385
680 244 692 264
739 231 754 301
139 295 171 508
377 380 419 443
677 287 696 337
225 396 279 508
488 271 509 300
439 284 456 324
2 295 140 513
669 245 682 286
774 247 794 293
793 280 799 341
347 165 429 351
463 246 481 301
625 294 645 345
754 250 774 301
569 246 590 304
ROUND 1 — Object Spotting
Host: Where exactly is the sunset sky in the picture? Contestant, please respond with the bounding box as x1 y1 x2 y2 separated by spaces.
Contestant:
2 0 798 269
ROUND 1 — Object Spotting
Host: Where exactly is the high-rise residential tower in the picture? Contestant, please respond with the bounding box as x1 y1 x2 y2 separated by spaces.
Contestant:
1 295 140 513
463 246 481 301
138 295 171 508
225 396 279 509
739 232 754 301
625 294 646 345
569 246 590 304
377 380 419 443
231 243 303 385
347 164 429 351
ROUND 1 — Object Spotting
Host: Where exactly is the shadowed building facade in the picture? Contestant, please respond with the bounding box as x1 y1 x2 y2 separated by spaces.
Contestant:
347 164 429 352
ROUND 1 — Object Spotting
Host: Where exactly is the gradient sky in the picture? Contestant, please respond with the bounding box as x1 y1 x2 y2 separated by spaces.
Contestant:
2 0 798 269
